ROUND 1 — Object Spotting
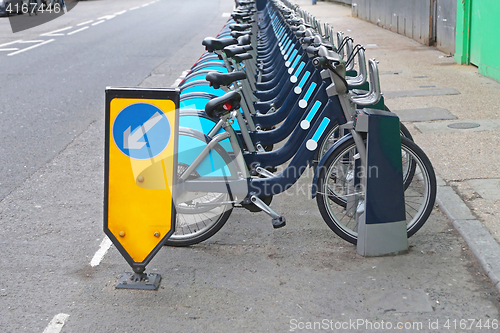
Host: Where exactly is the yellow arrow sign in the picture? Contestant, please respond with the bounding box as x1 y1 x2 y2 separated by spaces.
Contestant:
104 88 178 268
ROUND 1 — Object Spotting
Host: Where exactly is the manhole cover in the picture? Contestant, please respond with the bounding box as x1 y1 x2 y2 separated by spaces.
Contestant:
447 122 481 129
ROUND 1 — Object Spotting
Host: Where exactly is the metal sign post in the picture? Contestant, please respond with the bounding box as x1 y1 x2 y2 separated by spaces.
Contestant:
104 87 179 290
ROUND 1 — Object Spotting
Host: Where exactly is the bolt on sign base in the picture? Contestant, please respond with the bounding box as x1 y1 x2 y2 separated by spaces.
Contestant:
116 272 162 290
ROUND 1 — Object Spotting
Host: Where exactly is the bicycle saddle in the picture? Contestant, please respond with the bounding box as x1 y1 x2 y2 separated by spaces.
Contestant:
229 24 252 31
202 37 238 52
223 45 252 58
295 30 307 38
287 18 303 25
232 13 254 22
206 71 247 89
233 53 253 62
234 8 256 14
237 0 255 5
237 35 251 46
231 31 252 39
205 91 241 119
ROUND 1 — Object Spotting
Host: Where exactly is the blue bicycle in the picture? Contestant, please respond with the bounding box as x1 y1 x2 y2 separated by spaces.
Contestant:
163 0 436 246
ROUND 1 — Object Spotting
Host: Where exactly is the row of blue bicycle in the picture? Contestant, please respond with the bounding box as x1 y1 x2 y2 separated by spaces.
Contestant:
167 0 437 247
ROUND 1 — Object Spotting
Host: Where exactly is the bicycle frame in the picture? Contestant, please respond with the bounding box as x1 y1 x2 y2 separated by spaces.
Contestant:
176 91 355 202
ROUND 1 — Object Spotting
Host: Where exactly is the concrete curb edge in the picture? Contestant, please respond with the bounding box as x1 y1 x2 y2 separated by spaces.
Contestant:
435 174 500 293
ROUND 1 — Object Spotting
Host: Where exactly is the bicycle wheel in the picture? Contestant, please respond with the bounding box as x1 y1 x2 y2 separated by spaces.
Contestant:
164 129 236 247
315 122 417 192
316 136 436 244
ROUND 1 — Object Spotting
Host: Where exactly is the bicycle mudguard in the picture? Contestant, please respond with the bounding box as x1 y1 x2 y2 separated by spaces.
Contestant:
179 98 243 132
190 61 226 73
182 68 229 85
177 128 235 178
310 133 354 199
180 97 213 110
179 112 234 152
191 66 230 74
180 74 209 86
181 85 225 97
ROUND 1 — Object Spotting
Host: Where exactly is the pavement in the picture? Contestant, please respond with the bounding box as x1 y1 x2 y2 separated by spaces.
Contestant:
296 1 500 289
296 0 500 298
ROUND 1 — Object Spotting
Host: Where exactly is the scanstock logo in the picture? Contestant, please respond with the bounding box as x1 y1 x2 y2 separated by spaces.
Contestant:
7 0 79 33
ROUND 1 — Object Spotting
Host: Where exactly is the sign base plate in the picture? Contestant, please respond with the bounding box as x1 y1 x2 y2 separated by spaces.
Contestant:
115 272 162 290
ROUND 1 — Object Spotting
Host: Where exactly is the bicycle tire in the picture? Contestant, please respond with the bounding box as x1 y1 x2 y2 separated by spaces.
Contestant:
316 136 436 244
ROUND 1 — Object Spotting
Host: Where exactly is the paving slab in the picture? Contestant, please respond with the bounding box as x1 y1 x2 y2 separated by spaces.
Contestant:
468 179 500 200
414 119 500 133
297 0 500 308
384 88 461 99
394 107 457 122
363 289 434 313
380 70 403 75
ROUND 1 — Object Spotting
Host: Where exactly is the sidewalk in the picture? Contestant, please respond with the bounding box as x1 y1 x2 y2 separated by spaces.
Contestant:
297 0 500 289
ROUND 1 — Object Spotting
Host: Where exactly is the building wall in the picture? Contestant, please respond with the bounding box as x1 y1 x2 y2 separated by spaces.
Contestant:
456 0 500 83
326 0 353 5
435 0 456 54
351 0 456 54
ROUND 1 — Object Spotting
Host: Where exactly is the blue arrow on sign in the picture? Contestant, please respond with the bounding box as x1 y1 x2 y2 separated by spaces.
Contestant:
112 103 171 160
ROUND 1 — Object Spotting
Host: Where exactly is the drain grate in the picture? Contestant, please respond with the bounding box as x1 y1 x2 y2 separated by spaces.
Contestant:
447 122 481 129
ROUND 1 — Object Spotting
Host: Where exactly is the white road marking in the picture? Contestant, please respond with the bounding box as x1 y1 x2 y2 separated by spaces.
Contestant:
114 10 127 15
67 26 89 35
0 40 22 48
77 20 94 26
7 39 55 56
0 48 19 52
41 27 73 37
43 314 70 333
171 70 190 88
19 40 44 43
98 14 115 20
90 237 112 267
141 3 150 7
130 6 140 10
222 12 231 17
92 20 105 26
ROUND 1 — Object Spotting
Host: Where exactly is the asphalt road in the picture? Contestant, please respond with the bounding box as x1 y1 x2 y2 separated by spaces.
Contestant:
1 0 499 332
0 0 230 201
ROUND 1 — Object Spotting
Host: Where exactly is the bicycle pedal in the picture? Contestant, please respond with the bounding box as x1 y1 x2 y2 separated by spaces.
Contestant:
272 216 286 229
